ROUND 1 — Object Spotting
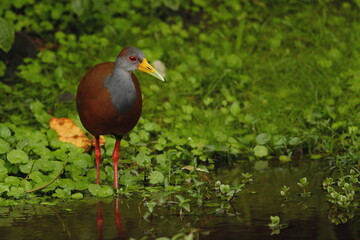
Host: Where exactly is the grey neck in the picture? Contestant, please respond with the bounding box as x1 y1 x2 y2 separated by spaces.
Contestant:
104 67 136 114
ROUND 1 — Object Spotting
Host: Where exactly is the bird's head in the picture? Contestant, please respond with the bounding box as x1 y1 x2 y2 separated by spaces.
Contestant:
116 47 165 81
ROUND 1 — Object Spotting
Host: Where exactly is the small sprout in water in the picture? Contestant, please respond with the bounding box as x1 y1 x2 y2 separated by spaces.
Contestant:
241 173 253 184
280 185 290 200
268 216 281 235
297 177 310 197
268 215 280 228
268 215 288 235
215 180 244 203
298 177 309 188
65 208 74 213
143 199 157 220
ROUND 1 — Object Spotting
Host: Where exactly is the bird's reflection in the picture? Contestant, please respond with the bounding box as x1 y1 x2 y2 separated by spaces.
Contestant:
97 198 125 240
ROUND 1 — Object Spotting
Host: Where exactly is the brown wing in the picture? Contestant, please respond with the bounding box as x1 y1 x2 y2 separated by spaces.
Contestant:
76 62 142 137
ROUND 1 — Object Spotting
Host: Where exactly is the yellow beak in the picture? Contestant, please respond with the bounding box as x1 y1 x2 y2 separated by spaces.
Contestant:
138 58 165 82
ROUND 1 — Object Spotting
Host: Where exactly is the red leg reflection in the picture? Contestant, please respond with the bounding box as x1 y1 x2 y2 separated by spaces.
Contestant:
115 198 125 238
97 201 103 240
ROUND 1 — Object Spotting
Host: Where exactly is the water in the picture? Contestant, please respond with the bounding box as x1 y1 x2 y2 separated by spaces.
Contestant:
0 159 359 240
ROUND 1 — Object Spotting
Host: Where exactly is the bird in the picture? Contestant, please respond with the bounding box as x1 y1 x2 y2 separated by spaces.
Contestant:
76 47 164 189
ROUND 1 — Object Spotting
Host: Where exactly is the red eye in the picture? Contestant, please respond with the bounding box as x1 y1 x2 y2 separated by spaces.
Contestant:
129 56 138 62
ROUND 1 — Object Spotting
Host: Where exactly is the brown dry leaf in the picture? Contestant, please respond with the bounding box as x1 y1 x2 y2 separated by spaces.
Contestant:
49 117 105 151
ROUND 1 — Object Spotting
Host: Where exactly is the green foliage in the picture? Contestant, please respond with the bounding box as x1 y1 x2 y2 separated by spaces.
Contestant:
323 169 359 224
322 170 359 225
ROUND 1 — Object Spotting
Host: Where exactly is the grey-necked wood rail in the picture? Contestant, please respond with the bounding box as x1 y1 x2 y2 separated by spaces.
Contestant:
76 47 164 189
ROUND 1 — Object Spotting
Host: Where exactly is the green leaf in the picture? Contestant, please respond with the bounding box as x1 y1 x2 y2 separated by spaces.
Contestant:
348 126 358 134
0 138 10 154
220 184 230 194
7 186 24 199
57 179 76 191
52 188 71 198
256 133 271 145
253 145 268 158
34 159 55 172
148 171 164 185
21 179 32 192
279 155 291 162
205 202 220 208
30 100 52 125
229 101 241 116
175 195 185 202
4 176 21 186
7 150 29 164
71 0 90 17
269 215 280 227
72 153 91 168
97 186 114 197
39 51 56 63
272 135 286 146
145 200 157 213
310 154 322 160
0 163 8 181
74 181 88 191
331 121 347 130
182 202 191 212
88 184 101 196
134 152 151 167
0 184 10 195
0 18 15 52
225 54 242 68
29 171 45 183
288 137 301 146
129 132 140 144
71 192 84 200
299 177 308 185
0 125 11 138
119 170 140 186
163 0 180 10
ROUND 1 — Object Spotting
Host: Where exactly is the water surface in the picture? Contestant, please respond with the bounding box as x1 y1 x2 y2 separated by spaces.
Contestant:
1 159 359 239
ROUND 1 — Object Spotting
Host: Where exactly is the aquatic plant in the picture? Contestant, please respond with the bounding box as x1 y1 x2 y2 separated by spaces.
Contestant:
280 185 290 201
297 177 311 197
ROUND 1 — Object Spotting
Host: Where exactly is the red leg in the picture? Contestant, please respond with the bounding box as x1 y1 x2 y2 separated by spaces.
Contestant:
95 136 101 185
112 138 121 189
